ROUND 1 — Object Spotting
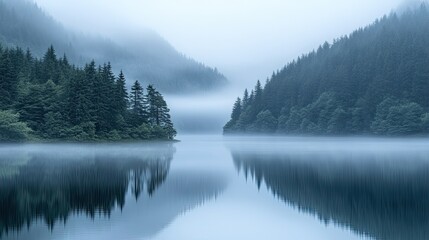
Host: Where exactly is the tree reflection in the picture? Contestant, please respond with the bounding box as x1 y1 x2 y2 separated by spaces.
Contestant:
231 147 429 240
0 144 175 237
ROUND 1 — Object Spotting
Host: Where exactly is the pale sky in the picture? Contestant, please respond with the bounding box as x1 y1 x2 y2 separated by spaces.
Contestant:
32 0 407 85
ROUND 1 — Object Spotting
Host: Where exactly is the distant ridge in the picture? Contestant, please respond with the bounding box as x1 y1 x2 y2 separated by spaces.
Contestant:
0 0 227 93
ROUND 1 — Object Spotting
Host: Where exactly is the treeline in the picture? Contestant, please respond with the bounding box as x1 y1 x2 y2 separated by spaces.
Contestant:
0 44 176 141
225 4 429 136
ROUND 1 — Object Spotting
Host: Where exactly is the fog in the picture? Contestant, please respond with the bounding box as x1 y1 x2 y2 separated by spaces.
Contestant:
30 0 416 133
3 136 429 239
32 0 408 82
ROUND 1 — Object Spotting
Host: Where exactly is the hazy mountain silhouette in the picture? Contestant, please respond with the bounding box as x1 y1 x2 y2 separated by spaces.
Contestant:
0 0 227 93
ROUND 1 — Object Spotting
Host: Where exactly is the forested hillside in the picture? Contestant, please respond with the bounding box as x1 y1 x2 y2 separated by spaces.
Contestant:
225 4 429 135
0 0 227 93
0 44 176 142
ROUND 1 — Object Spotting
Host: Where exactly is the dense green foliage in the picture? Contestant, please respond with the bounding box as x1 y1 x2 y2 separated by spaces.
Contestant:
225 5 429 136
0 110 31 141
0 0 227 93
0 44 176 141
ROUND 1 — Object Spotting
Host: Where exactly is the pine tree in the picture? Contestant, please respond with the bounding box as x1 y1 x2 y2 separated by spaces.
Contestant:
242 89 249 108
129 81 146 125
68 62 94 126
95 62 117 133
25 48 32 62
231 97 242 122
146 85 176 138
146 85 158 125
115 70 128 117
249 80 263 122
0 52 17 108
42 45 59 83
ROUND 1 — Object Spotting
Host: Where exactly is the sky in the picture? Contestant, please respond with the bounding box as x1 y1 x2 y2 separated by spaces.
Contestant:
31 0 408 87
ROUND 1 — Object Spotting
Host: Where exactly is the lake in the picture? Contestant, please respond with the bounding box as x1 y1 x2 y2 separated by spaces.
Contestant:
1 135 429 240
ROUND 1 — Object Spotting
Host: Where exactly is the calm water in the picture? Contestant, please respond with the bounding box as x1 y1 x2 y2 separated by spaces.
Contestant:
1 135 429 240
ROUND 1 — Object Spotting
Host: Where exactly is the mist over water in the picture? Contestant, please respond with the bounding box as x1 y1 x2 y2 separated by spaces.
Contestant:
2 136 429 239
166 88 237 133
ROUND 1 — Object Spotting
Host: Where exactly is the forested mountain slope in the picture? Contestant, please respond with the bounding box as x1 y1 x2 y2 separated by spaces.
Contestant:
0 0 227 93
225 4 429 135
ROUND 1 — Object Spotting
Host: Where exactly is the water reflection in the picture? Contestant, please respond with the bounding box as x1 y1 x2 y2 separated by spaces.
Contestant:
0 144 176 238
229 139 429 240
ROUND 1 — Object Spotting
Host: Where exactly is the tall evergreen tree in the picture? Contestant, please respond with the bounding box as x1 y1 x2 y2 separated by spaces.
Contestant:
146 85 158 125
231 97 242 122
94 62 117 134
242 89 249 108
146 85 176 139
42 45 59 83
129 80 146 125
115 70 128 117
0 52 17 108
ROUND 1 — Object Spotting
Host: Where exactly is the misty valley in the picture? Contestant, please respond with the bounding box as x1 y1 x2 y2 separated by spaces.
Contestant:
1 0 429 239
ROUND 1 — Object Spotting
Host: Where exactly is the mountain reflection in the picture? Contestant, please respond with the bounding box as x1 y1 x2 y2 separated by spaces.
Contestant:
0 144 175 237
230 141 429 240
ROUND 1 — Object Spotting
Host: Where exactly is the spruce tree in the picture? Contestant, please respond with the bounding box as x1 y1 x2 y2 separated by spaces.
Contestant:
69 61 95 126
146 85 176 138
0 53 17 108
242 89 249 108
130 81 146 125
96 62 117 133
146 85 158 125
231 97 242 122
115 70 128 117
42 45 59 83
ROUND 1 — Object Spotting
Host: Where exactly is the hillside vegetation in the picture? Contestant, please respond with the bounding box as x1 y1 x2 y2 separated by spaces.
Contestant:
225 5 429 135
0 45 176 141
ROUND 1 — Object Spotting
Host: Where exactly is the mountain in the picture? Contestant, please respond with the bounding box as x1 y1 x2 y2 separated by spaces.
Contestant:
0 0 227 93
224 4 429 136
